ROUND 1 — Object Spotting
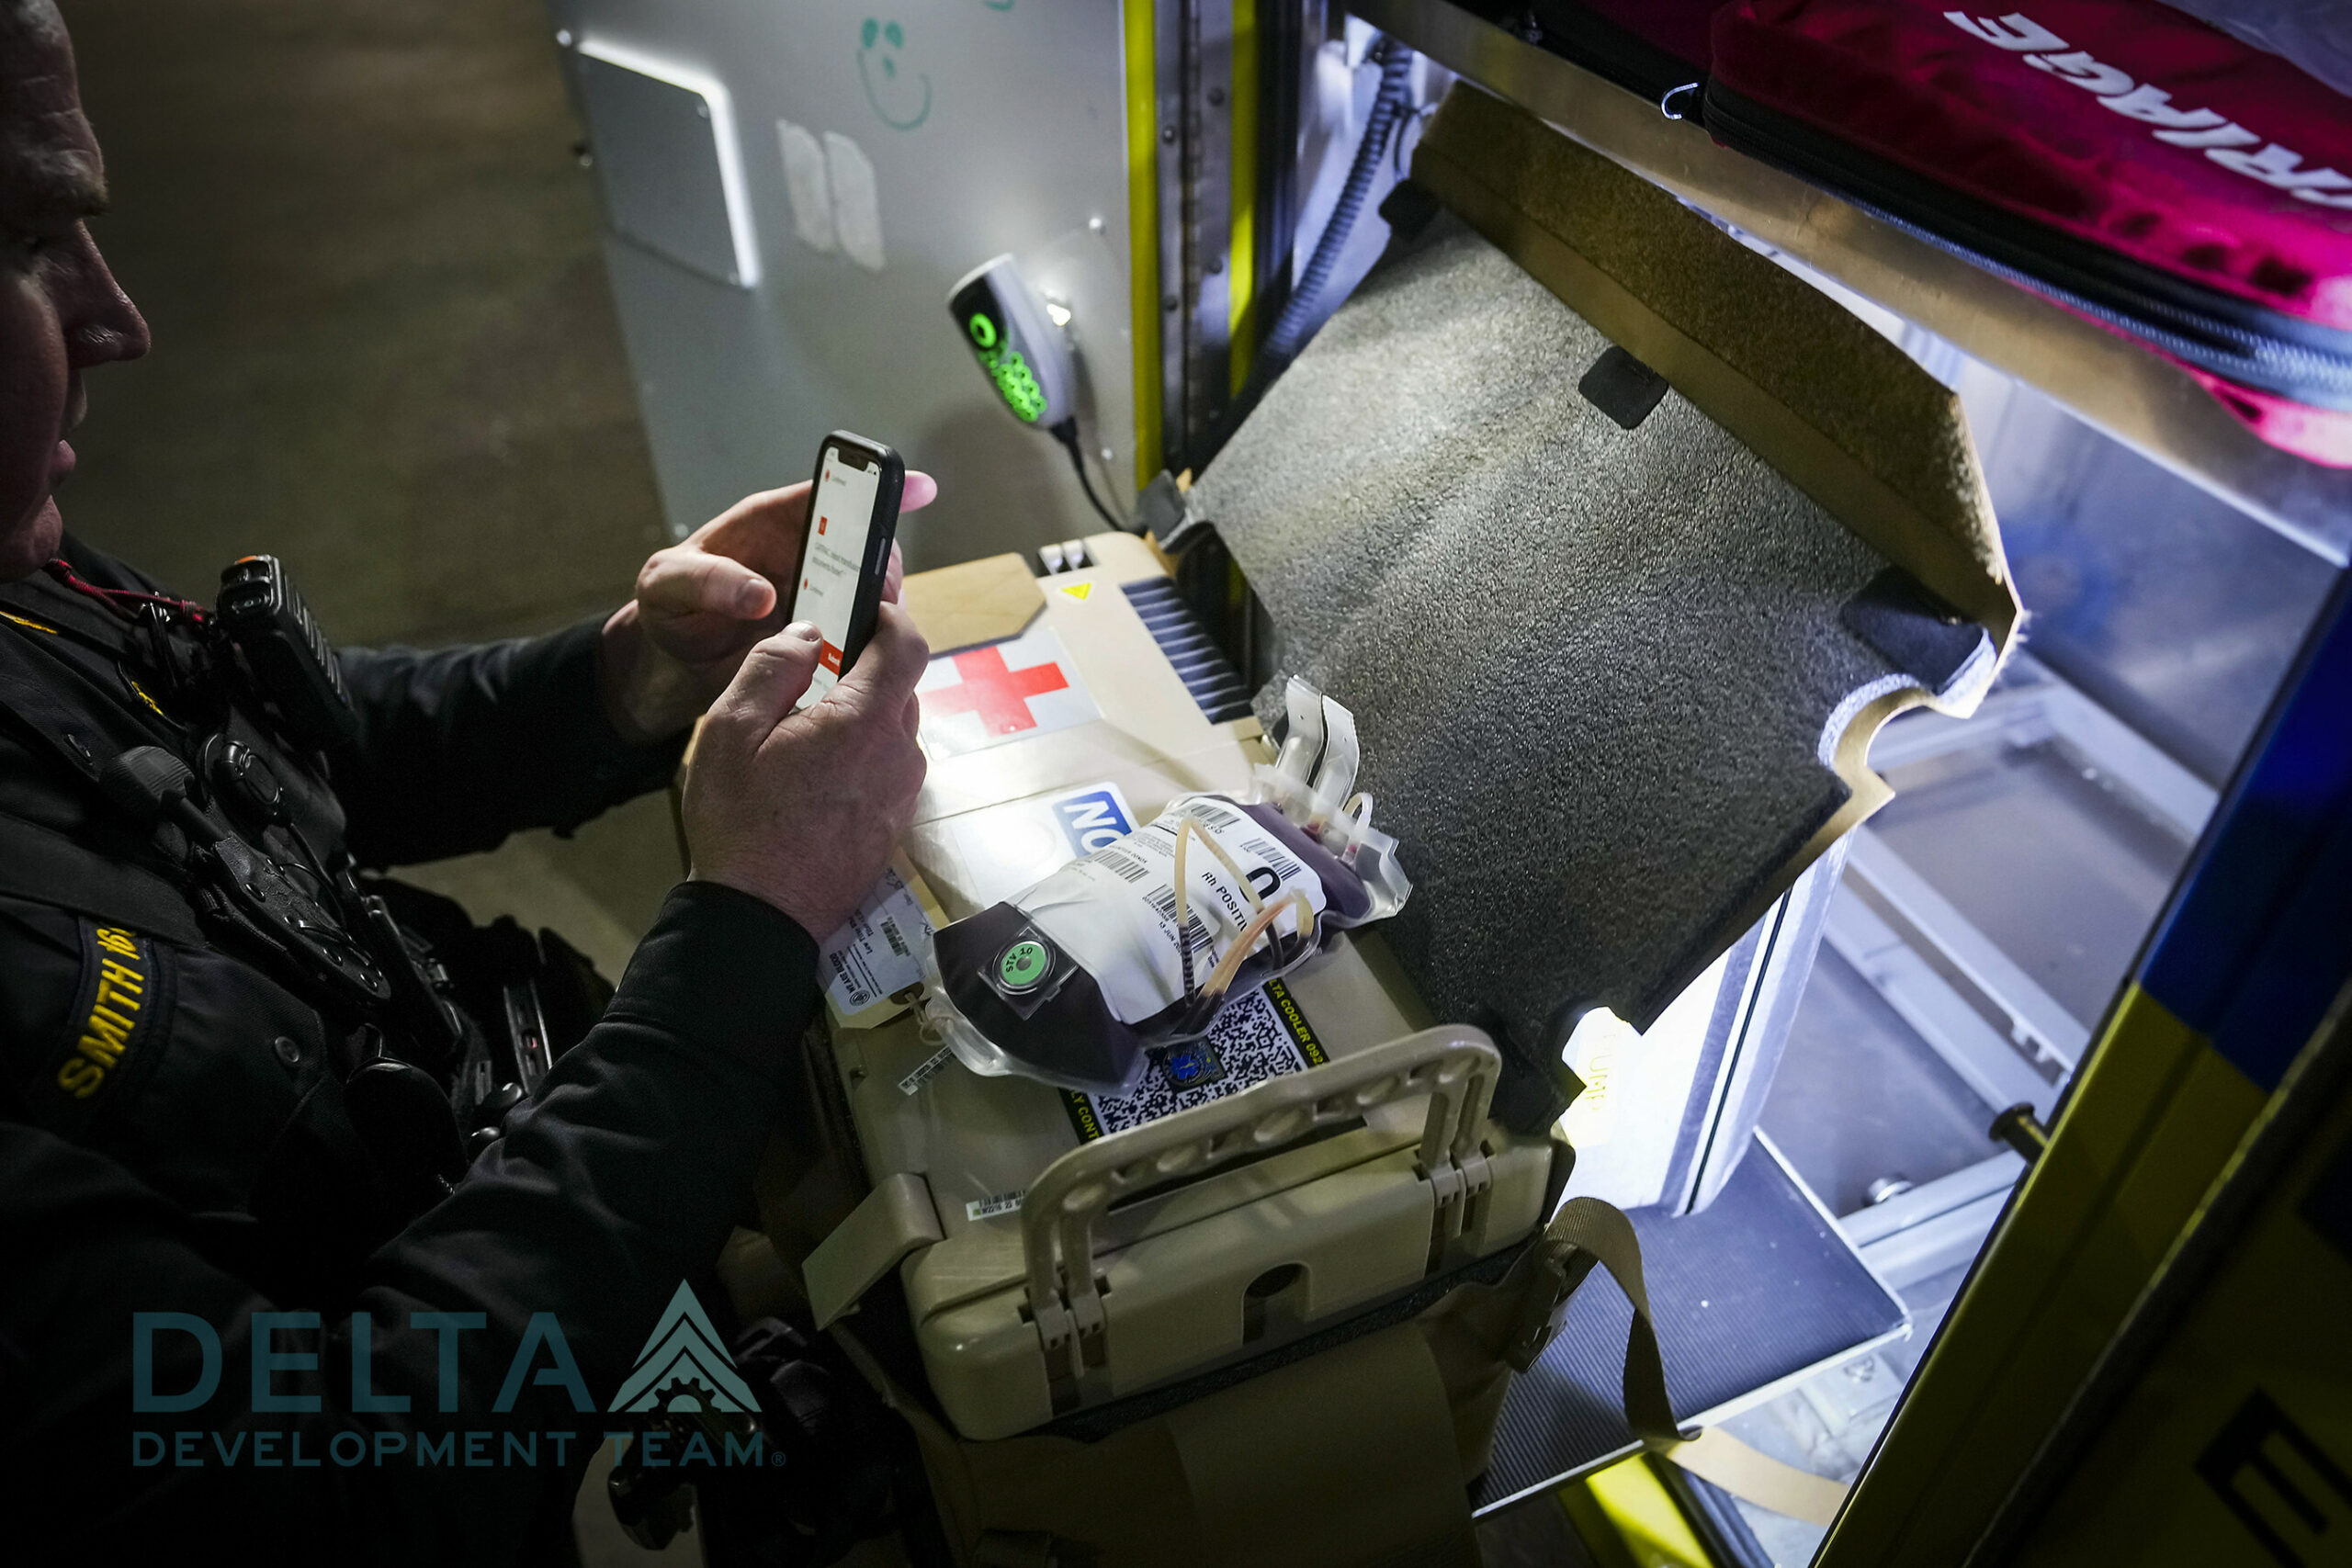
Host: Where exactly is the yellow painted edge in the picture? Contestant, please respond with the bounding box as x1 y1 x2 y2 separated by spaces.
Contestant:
1583 1456 1715 1568
1819 987 2271 1566
2006 984 2352 1568
1 608 58 634
1124 0 1163 490
1227 0 1260 400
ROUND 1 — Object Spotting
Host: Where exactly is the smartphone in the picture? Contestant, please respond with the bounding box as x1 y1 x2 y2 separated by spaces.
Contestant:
786 431 906 710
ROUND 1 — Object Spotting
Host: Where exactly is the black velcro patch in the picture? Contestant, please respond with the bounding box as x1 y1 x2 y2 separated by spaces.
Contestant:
1840 567 1987 695
1578 345 1669 431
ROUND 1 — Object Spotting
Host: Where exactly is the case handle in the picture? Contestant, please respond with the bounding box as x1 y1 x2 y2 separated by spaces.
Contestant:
1021 1026 1502 1394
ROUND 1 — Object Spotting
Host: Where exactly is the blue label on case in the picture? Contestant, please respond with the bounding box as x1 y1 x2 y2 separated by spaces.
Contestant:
1051 784 1135 858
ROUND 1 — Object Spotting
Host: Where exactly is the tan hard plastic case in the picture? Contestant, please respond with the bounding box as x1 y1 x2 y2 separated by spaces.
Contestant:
804 534 1554 1441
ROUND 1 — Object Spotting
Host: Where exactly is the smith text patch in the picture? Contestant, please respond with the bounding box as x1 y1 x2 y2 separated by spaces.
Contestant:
56 923 158 1100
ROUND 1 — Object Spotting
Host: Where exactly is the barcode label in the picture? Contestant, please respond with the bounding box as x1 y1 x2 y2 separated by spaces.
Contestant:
1096 847 1152 884
967 1190 1025 1222
899 1043 955 1097
1143 885 1216 948
1241 836 1304 886
819 863 931 1024
1182 801 1247 833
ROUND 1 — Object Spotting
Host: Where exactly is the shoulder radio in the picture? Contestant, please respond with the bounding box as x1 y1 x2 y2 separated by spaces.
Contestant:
215 554 358 751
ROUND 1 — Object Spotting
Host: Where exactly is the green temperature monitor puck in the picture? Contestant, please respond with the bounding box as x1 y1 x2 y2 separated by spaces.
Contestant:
998 939 1052 990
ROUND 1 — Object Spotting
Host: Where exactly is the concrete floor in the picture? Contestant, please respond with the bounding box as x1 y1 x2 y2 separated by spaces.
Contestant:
62 0 689 973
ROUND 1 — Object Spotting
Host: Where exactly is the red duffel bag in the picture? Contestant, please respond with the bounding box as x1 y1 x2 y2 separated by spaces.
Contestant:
1525 0 1724 108
1705 0 2352 466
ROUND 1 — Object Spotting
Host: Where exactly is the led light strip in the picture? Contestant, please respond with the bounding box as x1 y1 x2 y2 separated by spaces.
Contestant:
574 34 763 289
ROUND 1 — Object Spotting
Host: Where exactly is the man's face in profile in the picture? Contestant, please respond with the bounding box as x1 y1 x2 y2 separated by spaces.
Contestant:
0 1 149 581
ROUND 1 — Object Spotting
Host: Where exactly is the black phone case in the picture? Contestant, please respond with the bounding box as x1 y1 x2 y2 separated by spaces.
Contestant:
795 429 905 684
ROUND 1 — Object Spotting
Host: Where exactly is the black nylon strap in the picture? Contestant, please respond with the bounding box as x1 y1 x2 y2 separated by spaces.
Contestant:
1508 1195 1686 1445
0 617 208 945
0 808 206 948
0 615 176 787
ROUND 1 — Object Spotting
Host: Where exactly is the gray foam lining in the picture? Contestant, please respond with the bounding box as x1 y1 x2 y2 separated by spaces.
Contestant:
1194 219 1909 1045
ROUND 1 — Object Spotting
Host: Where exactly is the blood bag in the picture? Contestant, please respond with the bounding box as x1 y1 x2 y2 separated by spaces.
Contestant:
917 681 1411 1094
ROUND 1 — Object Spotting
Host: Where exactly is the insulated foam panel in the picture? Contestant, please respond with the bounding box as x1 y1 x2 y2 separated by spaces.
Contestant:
1195 217 1921 1046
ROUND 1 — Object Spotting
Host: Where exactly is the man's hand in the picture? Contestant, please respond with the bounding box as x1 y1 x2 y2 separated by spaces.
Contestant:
682 605 930 939
598 474 938 744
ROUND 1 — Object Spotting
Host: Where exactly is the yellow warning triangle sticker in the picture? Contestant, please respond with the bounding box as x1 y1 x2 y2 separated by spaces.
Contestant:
1057 581 1093 601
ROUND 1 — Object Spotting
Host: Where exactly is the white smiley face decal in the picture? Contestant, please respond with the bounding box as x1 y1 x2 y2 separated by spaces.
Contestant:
857 17 932 130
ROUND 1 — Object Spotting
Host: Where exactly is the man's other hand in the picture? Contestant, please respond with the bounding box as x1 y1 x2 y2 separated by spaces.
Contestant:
681 604 929 939
598 474 937 744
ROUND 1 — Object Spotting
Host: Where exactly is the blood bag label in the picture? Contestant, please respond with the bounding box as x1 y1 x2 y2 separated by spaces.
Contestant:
1062 976 1328 1142
966 1190 1026 1222
820 864 931 1025
935 780 1135 908
1015 796 1329 1025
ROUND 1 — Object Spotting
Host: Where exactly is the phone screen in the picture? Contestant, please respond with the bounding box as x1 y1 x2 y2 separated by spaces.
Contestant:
791 444 883 709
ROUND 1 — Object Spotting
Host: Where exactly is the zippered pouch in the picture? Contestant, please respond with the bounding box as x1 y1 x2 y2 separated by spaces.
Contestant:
1706 0 2352 466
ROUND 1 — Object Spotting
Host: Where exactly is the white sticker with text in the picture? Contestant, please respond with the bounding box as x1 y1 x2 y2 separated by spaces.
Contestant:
965 1190 1026 1222
820 864 931 1023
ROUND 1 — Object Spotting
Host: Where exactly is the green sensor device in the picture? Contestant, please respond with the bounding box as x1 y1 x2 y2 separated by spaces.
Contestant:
948 254 1075 429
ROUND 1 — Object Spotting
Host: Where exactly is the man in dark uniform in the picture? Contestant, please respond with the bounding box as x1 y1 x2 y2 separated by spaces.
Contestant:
0 4 935 1557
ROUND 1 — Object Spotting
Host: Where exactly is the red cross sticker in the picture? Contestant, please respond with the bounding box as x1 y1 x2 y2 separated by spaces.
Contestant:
923 645 1072 735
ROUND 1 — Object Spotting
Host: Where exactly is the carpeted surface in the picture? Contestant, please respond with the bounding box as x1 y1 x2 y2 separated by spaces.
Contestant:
1424 88 2001 597
1194 216 1912 1048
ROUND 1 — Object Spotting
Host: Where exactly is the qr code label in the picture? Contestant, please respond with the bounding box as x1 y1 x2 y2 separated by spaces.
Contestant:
1063 977 1328 1142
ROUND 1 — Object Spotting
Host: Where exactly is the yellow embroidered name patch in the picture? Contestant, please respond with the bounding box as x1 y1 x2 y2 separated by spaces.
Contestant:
56 924 153 1100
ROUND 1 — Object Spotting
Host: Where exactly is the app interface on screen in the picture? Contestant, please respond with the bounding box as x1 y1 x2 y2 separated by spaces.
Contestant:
791 446 881 709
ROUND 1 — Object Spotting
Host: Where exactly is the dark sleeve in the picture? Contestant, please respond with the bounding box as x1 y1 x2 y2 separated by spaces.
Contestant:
333 619 688 867
53 533 684 867
0 881 821 1563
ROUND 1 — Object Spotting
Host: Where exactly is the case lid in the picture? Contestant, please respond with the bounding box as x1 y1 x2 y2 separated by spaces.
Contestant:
1189 85 2017 1050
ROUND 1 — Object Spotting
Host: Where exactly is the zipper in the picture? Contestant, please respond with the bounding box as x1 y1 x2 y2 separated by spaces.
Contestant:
1703 85 2352 410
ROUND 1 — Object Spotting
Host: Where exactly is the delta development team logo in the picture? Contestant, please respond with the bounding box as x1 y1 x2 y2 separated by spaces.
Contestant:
609 1281 759 1416
128 1280 776 1471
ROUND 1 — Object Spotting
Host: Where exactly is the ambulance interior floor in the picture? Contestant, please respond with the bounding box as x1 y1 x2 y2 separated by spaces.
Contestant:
1722 963 1999 1561
1464 934 1999 1566
1464 1259 1969 1568
1645 646 2208 1564
1760 949 2004 1217
1711 957 2000 1563
1709 1265 1971 1567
